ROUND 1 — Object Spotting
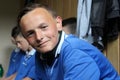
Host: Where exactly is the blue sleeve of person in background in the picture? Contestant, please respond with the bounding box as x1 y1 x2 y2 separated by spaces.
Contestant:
27 66 37 79
15 52 36 80
6 49 24 77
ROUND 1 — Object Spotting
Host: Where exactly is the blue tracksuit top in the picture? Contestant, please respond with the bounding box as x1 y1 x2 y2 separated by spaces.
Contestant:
6 48 24 77
35 31 120 80
15 49 36 80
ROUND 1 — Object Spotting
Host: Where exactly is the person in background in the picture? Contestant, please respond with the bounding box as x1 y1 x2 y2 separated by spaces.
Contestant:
17 3 120 80
2 26 36 80
62 17 77 35
1 27 25 80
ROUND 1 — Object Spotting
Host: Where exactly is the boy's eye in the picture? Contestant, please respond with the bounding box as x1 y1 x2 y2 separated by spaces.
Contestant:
26 31 34 37
41 25 48 29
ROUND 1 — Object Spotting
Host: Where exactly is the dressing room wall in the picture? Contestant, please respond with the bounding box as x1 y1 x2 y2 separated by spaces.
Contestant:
0 0 20 74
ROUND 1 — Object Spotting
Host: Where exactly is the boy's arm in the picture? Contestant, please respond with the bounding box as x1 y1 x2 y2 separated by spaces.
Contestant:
22 66 36 80
22 77 32 80
1 73 16 80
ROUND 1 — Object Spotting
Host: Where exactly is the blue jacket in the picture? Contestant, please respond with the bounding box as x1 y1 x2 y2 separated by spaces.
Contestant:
15 49 36 80
35 32 120 80
6 49 24 77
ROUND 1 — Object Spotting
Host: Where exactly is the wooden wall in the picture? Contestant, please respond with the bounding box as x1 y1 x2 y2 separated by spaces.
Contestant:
38 0 77 19
106 34 120 73
21 0 120 74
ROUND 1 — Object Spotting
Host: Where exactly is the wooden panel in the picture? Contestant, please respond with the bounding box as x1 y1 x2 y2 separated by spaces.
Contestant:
70 0 78 17
47 0 54 8
63 0 70 18
62 0 77 19
38 0 77 19
50 0 63 17
106 36 119 72
56 0 64 18
38 0 49 5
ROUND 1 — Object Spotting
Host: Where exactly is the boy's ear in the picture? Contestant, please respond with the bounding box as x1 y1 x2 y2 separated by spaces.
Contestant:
56 16 62 31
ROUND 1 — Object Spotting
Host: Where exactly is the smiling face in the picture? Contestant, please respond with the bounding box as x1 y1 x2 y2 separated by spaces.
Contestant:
20 8 62 53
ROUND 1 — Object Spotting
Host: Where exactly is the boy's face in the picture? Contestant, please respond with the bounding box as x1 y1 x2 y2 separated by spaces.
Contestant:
20 8 62 53
15 36 29 51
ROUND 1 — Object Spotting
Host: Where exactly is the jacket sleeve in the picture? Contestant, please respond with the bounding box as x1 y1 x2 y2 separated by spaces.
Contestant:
27 66 36 79
63 49 100 80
